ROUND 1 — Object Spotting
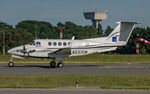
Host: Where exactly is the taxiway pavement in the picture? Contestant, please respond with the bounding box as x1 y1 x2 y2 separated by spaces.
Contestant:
0 63 150 75
0 88 149 94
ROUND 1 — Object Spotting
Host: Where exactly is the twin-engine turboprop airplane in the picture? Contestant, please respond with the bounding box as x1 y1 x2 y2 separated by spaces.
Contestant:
8 22 139 68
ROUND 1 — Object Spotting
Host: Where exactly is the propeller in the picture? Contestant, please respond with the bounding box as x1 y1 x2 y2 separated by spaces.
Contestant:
23 45 26 56
20 38 36 57
20 45 27 55
20 45 36 57
19 45 29 59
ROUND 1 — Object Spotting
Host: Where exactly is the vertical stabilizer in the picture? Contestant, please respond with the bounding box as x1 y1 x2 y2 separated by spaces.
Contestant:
106 22 139 45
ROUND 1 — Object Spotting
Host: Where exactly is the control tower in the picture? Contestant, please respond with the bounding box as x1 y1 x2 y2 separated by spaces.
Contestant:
84 11 107 28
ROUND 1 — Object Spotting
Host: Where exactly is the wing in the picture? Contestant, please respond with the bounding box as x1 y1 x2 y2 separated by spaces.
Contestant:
28 47 71 59
48 48 71 58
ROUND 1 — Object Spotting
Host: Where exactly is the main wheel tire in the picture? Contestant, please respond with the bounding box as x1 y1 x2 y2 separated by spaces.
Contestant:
50 61 56 67
8 62 14 67
57 62 63 68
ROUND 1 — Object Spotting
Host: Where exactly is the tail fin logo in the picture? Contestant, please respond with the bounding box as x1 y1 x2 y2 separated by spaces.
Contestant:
112 37 117 42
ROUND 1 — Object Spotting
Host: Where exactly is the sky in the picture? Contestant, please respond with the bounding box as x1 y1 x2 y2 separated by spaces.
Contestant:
0 0 150 29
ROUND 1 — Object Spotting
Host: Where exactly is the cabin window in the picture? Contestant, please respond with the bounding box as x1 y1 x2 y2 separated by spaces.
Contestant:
48 42 52 46
58 42 62 46
36 42 41 46
16 50 20 52
53 42 57 46
63 42 67 46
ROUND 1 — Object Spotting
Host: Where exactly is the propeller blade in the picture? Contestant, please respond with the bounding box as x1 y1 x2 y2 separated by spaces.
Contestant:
23 45 26 56
23 45 25 50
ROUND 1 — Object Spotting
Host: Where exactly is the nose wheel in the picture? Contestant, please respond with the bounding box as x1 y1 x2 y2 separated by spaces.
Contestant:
8 55 14 67
8 61 14 67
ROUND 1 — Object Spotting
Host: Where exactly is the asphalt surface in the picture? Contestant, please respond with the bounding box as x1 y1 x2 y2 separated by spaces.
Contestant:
0 63 150 75
0 88 149 94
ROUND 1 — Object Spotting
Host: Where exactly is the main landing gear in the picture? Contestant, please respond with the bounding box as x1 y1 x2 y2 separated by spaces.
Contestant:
50 61 63 68
8 55 64 68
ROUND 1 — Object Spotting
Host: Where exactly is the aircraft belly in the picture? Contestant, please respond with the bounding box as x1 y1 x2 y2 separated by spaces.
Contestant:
97 47 117 53
10 51 25 56
12 54 27 59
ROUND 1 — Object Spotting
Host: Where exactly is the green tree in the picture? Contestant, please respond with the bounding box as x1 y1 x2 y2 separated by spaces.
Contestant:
105 26 113 36
80 26 97 39
16 20 58 39
0 28 34 53
63 21 77 39
0 22 13 30
97 23 103 37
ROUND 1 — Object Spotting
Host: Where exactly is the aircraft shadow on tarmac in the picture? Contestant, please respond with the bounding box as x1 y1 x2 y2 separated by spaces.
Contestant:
5 65 51 69
4 64 100 69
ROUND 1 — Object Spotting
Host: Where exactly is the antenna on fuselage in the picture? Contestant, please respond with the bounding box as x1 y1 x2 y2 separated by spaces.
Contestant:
72 36 75 40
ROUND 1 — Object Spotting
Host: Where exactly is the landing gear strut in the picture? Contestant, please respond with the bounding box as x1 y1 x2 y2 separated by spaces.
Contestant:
8 55 14 67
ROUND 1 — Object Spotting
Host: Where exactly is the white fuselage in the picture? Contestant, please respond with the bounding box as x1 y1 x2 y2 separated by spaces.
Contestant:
8 38 118 59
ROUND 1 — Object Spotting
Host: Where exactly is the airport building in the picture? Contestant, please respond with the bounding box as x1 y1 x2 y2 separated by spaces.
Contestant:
84 11 108 29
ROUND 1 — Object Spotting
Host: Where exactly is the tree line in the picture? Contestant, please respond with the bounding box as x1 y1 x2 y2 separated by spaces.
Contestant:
0 20 150 54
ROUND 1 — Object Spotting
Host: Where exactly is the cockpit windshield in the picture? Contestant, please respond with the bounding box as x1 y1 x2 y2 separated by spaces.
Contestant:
30 40 35 45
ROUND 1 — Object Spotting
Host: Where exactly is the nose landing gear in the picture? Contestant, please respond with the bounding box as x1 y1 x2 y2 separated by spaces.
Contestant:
8 55 14 67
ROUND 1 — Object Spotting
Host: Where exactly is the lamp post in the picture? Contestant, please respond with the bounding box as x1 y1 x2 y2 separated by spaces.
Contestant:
57 28 64 40
35 24 37 39
1 27 8 55
3 30 5 55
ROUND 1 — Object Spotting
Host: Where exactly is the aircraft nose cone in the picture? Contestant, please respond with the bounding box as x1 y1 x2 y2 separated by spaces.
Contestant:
7 49 13 54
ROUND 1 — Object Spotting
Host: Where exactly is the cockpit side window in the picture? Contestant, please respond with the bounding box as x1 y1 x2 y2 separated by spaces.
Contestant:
30 41 35 45
36 42 41 47
33 43 35 45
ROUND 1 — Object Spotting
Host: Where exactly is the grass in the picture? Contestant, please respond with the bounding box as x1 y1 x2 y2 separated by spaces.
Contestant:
0 74 150 89
1 54 150 64
65 54 150 64
0 54 150 89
